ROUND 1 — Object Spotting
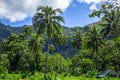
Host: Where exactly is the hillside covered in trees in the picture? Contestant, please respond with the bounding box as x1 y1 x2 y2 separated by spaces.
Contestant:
0 21 98 58
0 1 120 80
0 22 93 42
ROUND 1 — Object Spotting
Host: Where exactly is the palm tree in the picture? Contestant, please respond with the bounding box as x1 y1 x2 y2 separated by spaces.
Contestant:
114 37 120 77
71 29 83 65
100 4 120 77
23 26 34 39
90 2 120 76
53 34 67 52
1 34 18 58
101 5 120 38
32 6 64 78
1 34 27 72
90 2 120 38
71 29 83 51
87 26 103 75
53 34 67 75
28 35 44 74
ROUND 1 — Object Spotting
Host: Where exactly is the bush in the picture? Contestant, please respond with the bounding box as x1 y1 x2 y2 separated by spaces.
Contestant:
81 59 93 73
71 68 82 76
87 70 96 77
0 74 21 80
0 66 8 74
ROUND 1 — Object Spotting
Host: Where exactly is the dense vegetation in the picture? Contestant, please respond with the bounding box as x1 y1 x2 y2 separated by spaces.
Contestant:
0 1 120 80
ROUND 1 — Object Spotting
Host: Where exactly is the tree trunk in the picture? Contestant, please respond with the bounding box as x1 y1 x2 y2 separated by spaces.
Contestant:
94 54 97 74
44 40 50 79
55 46 59 77
96 51 99 75
35 53 39 70
94 50 99 75
114 40 119 78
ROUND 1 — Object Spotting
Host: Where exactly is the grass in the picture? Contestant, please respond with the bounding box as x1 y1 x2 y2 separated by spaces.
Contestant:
0 72 120 80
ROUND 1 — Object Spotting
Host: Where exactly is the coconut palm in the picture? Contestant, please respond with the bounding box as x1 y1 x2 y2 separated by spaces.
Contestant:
53 34 67 75
99 4 120 77
90 2 120 38
90 2 120 76
23 26 33 39
100 4 120 38
53 34 67 52
87 26 103 75
1 34 18 57
28 35 44 74
71 29 83 51
1 34 27 71
71 29 83 63
32 6 64 78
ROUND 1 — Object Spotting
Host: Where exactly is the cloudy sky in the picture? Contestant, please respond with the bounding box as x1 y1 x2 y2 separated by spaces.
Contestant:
0 0 110 27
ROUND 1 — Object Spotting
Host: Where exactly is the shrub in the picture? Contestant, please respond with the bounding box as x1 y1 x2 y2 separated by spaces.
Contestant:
1 74 21 80
87 70 96 77
71 68 82 76
81 59 93 73
0 66 8 74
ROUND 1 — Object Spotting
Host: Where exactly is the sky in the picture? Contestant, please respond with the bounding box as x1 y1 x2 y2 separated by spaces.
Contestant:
0 0 114 27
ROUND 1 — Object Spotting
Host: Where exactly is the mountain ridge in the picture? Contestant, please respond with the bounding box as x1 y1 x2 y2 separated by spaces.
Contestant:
0 21 98 43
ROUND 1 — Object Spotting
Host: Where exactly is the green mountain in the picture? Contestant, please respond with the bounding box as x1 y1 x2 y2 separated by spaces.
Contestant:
0 22 99 42
0 22 99 57
0 22 24 42
0 23 77 41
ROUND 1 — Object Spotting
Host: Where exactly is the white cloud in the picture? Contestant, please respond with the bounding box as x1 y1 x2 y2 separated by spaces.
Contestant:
76 0 102 4
76 0 106 11
89 3 98 10
77 0 120 11
0 0 72 22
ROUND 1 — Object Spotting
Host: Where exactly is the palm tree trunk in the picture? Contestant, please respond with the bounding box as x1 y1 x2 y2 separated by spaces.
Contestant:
35 53 38 71
44 40 50 79
55 46 58 77
94 50 99 75
96 51 99 75
95 50 99 75
114 40 119 78
94 53 97 74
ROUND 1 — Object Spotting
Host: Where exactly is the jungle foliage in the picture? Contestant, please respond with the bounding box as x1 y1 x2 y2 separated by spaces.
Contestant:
0 1 120 80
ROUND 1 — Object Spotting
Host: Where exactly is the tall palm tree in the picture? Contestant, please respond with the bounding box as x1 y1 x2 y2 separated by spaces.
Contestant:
1 34 27 71
90 2 120 76
23 26 34 39
28 35 44 74
100 4 120 77
53 34 67 75
101 5 120 38
71 29 83 51
114 37 120 77
71 29 83 64
87 26 103 75
53 34 67 52
1 34 18 57
90 2 120 38
32 6 64 78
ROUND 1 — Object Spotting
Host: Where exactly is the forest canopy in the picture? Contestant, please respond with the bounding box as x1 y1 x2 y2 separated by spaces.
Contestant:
0 0 120 80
